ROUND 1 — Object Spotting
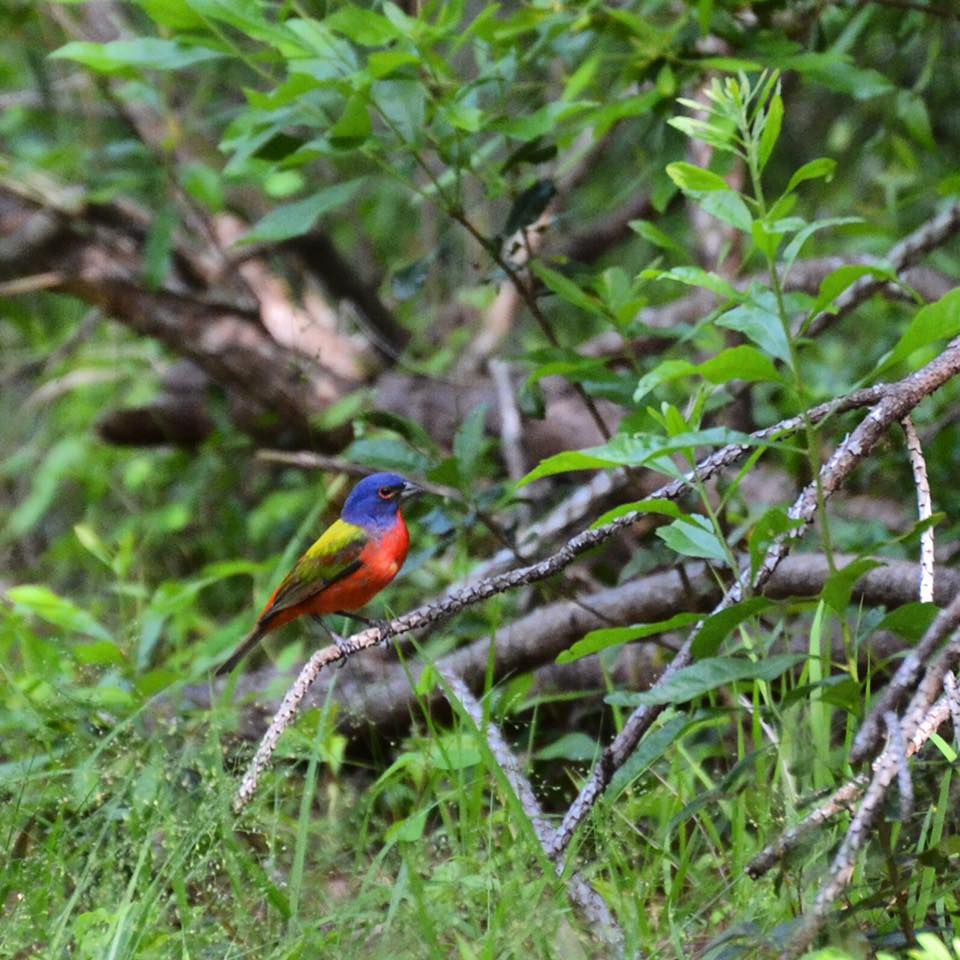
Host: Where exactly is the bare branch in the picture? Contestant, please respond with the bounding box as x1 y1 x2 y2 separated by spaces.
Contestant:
546 336 960 862
188 554 960 744
748 679 956 882
901 415 935 603
883 710 914 820
784 593 960 957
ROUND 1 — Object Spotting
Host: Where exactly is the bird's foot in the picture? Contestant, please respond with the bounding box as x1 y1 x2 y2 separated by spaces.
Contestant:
310 615 351 666
335 611 392 643
332 632 352 667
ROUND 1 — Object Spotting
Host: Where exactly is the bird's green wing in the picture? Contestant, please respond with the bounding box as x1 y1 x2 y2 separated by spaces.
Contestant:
260 519 369 620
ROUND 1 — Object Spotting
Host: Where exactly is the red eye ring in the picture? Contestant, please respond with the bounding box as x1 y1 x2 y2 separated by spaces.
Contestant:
378 487 393 500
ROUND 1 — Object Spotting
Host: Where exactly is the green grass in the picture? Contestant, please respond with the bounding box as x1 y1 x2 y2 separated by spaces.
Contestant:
3 599 960 959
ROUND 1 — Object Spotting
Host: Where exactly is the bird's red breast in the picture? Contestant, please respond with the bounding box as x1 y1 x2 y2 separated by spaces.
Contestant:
270 512 410 627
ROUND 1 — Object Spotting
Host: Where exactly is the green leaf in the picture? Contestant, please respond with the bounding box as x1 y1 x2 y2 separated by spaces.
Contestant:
648 265 741 299
386 808 428 843
329 94 372 147
607 654 805 707
557 613 703 664
588 90 663 137
822 558 885 613
695 190 753 233
629 219 685 254
693 597 773 658
758 93 783 172
784 157 836 195
665 162 730 193
591 497 687 528
811 264 894 315
4 437 87 539
74 523 113 568
781 216 861 273
696 344 782 386
73 641 126 666
874 602 940 643
667 116 737 153
748 508 805 579
716 290 792 366
367 49 420 78
240 179 365 244
531 262 606 317
186 0 295 48
656 514 726 561
6 585 112 642
374 78 425 143
50 38 225 73
362 410 439 454
442 102 486 133
344 437 432 474
325 4 401 45
784 52 894 100
608 712 708 799
496 100 596 142
877 288 960 375
519 427 758 485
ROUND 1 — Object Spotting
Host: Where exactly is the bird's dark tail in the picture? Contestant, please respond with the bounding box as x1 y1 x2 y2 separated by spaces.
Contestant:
215 623 268 676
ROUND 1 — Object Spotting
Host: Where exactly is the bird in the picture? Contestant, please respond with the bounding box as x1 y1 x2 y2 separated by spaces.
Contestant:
216 472 419 676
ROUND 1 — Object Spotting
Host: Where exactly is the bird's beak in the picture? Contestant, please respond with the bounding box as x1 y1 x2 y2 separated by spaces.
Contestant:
400 480 421 502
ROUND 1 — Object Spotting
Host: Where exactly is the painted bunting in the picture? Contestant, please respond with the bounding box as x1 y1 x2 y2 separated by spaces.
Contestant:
216 472 419 675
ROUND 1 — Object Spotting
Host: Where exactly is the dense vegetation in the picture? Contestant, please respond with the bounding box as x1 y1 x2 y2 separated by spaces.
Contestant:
2 1 960 958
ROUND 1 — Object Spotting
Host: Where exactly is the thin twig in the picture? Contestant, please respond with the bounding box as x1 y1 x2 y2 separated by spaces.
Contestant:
901 415 935 603
450 208 614 441
746 775 868 879
883 710 914 821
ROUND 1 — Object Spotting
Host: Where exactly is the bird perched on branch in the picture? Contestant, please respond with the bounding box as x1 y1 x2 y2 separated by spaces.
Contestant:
216 472 419 675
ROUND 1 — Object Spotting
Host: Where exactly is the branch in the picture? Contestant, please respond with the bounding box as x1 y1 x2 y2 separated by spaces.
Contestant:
186 554 960 744
228 345 960 810
901 415 935 603
441 672 626 954
806 202 960 337
545 336 960 862
748 678 957 880
784 594 960 958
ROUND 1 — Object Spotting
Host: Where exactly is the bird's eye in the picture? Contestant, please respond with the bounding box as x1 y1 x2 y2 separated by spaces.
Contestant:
378 486 394 500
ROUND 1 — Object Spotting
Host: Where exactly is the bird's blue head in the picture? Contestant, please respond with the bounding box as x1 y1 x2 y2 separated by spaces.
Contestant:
341 472 418 532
